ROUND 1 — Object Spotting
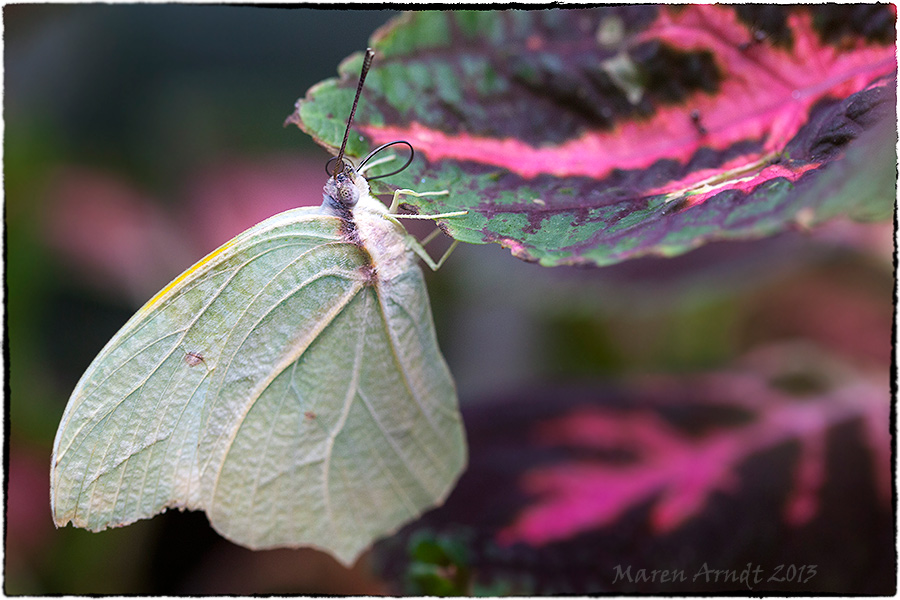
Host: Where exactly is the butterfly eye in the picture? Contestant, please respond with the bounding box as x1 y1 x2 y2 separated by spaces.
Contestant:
325 172 359 209
340 185 356 206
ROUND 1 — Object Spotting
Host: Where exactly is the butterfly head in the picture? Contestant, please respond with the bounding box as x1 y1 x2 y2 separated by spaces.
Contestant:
319 49 414 215
323 159 368 212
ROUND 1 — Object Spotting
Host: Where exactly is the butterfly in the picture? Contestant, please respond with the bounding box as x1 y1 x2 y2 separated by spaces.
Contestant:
50 49 467 566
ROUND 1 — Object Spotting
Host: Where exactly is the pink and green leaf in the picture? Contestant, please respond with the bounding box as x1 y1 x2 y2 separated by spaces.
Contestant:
291 6 896 266
494 369 888 547
373 345 892 593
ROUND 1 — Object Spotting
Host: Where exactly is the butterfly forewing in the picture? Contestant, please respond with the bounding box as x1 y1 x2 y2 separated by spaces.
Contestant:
51 208 353 528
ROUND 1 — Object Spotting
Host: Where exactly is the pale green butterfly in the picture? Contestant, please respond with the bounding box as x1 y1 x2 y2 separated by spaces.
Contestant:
50 49 467 566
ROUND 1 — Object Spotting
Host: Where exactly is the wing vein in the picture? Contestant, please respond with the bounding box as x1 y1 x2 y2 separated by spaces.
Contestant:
56 237 350 462
373 279 448 468
357 388 424 514
201 267 361 477
208 278 364 511
321 289 369 538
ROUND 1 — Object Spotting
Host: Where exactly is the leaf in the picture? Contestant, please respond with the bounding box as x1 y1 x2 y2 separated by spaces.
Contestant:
372 344 892 593
51 190 467 566
291 6 897 266
405 530 472 596
42 159 327 302
495 368 887 548
496 346 890 548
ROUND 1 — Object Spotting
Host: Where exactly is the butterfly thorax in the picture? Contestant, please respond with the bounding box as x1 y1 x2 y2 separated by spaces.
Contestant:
322 169 414 284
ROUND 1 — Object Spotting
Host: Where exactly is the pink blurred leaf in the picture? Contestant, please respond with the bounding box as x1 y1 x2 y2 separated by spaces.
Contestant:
42 155 325 302
496 345 889 547
179 157 325 256
43 168 190 301
7 447 56 559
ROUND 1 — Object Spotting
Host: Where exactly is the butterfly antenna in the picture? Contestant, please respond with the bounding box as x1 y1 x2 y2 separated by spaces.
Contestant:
359 140 415 180
332 48 375 176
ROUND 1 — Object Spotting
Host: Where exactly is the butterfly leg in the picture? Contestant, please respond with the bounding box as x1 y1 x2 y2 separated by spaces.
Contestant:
418 228 443 247
384 221 461 271
405 236 460 271
388 189 467 220
384 188 467 270
390 188 457 215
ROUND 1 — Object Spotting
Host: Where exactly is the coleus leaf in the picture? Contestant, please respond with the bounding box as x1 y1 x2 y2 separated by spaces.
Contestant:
372 344 892 594
290 6 896 266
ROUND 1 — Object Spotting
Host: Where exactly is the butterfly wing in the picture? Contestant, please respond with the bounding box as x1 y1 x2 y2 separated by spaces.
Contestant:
51 206 466 564
207 261 466 562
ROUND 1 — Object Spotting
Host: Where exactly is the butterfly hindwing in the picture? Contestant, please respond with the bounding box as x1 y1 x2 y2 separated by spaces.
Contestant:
206 226 466 562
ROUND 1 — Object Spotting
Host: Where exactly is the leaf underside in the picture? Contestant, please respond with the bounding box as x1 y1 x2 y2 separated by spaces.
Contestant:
292 6 897 266
51 208 466 565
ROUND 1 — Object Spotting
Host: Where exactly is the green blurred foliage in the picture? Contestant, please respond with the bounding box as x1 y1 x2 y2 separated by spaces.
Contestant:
403 529 534 596
406 530 472 595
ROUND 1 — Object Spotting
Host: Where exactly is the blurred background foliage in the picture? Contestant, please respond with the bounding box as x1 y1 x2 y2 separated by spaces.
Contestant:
5 6 893 594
